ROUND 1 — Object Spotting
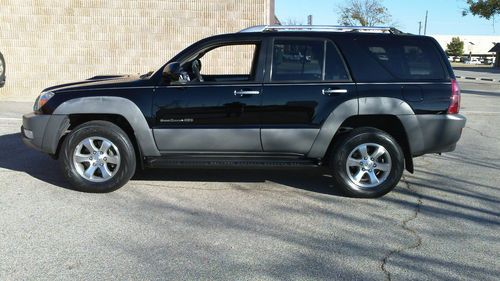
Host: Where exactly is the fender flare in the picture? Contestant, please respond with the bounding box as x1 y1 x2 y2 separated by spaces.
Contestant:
53 96 160 157
307 97 421 159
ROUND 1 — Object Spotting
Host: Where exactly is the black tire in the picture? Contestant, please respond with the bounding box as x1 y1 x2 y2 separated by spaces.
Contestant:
330 127 404 198
60 120 136 192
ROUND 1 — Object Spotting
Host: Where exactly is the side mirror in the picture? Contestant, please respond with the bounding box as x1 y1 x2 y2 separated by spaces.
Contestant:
163 62 189 84
0 52 5 88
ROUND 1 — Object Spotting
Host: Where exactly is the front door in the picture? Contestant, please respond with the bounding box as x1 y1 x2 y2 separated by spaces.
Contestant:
261 38 357 155
153 41 265 152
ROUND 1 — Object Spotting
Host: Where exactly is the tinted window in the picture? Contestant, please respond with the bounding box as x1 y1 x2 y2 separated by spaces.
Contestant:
360 39 445 80
272 40 324 81
271 40 350 82
325 42 350 81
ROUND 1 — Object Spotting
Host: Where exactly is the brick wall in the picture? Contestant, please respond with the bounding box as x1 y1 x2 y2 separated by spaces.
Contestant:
0 0 274 101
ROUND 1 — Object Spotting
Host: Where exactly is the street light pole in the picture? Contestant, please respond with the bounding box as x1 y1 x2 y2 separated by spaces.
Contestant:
468 42 475 59
424 10 428 35
418 21 422 35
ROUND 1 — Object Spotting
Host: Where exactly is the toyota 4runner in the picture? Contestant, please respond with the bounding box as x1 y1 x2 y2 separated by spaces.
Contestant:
21 25 466 197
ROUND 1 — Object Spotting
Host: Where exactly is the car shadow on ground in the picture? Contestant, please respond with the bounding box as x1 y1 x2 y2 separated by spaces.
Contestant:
0 133 69 188
133 167 343 196
0 132 343 196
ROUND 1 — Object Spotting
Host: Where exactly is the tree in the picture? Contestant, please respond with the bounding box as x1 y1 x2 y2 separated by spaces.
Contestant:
338 0 392 26
463 0 500 20
446 37 465 58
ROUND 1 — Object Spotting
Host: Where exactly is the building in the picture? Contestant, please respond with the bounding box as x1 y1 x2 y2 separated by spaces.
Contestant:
489 43 500 67
432 35 500 60
0 0 276 100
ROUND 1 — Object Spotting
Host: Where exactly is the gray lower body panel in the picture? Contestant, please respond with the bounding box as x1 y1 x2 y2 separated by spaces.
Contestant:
400 114 466 156
261 128 319 154
153 128 262 152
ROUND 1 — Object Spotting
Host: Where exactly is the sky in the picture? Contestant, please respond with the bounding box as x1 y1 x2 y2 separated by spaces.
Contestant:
275 0 499 36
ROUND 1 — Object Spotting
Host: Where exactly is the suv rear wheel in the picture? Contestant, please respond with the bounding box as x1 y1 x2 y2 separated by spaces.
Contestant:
330 127 404 198
60 120 136 192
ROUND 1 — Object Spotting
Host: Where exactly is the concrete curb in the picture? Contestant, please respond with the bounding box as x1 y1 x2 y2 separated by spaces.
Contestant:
456 76 500 83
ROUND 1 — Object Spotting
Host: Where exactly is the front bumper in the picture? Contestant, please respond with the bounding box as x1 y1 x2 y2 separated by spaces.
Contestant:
401 114 467 157
21 113 69 155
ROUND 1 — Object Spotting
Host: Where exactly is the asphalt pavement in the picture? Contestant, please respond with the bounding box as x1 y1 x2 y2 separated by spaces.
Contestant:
0 80 499 280
454 67 500 82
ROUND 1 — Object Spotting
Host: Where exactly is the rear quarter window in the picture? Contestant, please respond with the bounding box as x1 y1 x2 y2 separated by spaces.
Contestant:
358 38 446 81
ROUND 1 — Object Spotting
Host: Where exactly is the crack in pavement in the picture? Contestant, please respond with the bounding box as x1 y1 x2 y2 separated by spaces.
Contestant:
465 126 500 142
380 176 423 281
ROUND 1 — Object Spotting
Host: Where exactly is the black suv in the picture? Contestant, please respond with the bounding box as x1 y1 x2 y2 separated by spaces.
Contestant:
21 25 466 197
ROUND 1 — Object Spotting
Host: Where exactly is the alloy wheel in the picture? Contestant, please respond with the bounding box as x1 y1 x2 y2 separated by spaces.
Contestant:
345 143 392 189
73 137 121 182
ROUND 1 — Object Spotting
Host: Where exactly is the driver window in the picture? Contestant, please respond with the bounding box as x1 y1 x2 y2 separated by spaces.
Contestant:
194 43 258 83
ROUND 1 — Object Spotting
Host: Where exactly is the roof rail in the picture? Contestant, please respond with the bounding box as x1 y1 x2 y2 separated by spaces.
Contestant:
239 25 403 34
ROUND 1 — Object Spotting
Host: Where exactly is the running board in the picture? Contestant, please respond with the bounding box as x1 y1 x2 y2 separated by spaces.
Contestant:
145 155 320 169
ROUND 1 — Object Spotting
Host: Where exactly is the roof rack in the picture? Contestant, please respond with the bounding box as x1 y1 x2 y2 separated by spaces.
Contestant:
239 25 403 34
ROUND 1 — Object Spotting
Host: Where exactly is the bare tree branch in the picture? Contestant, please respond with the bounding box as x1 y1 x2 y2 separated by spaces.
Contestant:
337 0 392 26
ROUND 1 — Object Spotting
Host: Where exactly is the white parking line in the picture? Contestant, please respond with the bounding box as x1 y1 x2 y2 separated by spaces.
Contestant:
0 117 22 121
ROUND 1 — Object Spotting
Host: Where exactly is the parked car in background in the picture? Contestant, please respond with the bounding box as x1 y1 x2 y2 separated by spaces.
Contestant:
482 57 495 65
0 52 5 88
464 57 482 65
21 25 466 198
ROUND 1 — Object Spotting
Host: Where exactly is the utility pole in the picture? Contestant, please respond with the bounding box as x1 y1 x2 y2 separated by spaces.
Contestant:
424 10 428 35
418 21 422 35
307 15 313 25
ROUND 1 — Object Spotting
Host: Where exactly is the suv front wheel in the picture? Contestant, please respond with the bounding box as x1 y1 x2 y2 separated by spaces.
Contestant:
60 120 136 192
330 127 404 198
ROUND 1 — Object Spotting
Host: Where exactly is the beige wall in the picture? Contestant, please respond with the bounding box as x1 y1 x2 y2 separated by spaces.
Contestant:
0 0 274 101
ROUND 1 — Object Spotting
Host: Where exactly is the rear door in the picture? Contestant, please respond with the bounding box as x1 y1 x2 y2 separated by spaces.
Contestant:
260 37 356 154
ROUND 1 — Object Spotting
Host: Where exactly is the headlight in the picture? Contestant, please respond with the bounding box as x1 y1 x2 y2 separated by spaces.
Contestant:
33 91 55 112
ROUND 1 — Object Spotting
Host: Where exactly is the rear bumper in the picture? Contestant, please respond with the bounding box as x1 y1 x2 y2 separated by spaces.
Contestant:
401 114 466 156
21 113 69 155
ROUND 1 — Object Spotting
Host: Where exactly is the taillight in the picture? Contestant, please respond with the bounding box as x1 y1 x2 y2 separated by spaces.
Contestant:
448 79 461 114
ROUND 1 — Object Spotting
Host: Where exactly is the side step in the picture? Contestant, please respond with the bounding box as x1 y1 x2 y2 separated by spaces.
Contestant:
145 155 320 169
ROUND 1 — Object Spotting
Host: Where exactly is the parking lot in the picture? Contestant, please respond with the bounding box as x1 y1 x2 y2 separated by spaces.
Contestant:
0 80 499 280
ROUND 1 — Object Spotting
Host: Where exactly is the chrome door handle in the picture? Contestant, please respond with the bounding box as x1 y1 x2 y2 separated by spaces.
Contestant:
234 90 260 96
322 88 348 95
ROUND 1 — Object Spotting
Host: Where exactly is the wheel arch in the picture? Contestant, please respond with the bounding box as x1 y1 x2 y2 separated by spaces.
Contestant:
54 114 144 169
307 97 416 173
52 96 160 159
325 115 414 173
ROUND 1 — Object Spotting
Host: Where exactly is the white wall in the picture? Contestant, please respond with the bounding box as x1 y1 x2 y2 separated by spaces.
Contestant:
431 35 500 56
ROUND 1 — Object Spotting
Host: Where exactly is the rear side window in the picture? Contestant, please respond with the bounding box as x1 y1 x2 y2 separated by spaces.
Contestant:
271 39 350 82
272 40 324 81
325 42 350 81
360 39 446 80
